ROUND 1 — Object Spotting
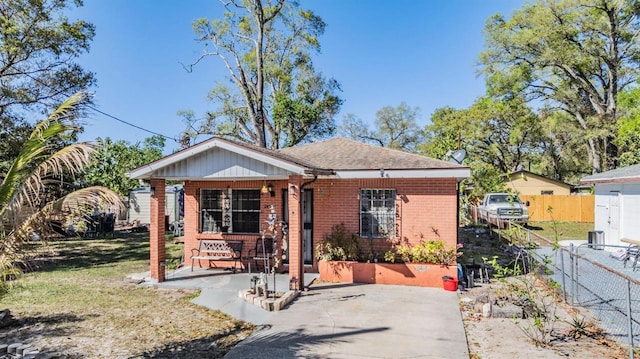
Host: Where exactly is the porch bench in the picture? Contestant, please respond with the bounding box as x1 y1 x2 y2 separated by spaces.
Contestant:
191 240 243 273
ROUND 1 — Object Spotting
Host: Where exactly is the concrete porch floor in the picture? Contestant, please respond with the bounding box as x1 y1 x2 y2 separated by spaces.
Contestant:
131 266 318 325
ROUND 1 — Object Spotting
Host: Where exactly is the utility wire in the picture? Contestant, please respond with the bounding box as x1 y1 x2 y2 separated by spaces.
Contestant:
87 105 180 143
26 75 182 144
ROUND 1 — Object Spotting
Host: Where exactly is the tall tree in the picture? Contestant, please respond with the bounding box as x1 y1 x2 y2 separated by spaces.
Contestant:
422 96 542 196
183 0 342 149
0 0 95 117
0 93 121 293
418 106 466 160
81 136 165 196
533 110 590 183
480 0 640 173
0 0 94 173
616 85 640 167
340 102 423 153
464 96 542 175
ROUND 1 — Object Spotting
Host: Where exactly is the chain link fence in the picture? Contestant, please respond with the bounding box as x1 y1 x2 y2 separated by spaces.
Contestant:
464 205 640 357
513 225 639 358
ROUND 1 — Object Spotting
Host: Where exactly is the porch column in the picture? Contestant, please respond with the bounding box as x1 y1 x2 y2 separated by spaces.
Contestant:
150 179 166 282
288 175 304 290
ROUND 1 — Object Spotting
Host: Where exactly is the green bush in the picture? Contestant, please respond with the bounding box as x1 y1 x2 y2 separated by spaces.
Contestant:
315 223 360 261
385 240 462 266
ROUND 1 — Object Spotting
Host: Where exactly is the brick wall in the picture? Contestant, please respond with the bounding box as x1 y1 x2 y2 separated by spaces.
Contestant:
181 177 459 273
149 179 166 281
183 179 289 271
311 178 459 258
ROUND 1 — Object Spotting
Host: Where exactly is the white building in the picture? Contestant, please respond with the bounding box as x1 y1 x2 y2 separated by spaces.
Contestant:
581 164 640 248
128 185 183 226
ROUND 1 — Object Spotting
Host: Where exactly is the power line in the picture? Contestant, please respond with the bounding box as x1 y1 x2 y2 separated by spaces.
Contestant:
23 74 181 143
87 105 180 143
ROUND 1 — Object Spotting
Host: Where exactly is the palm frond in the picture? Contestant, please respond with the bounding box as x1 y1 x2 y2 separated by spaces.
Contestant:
0 91 120 292
53 186 124 215
0 201 54 284
30 92 88 140
6 143 96 218
0 186 123 287
0 91 89 215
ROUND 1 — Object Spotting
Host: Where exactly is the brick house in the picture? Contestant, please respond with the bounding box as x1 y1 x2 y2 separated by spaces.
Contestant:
128 137 470 289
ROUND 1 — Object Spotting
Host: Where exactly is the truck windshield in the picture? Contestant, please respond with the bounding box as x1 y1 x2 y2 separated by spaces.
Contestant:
490 194 522 204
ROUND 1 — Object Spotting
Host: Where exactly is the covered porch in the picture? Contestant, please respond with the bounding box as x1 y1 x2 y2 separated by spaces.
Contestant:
127 138 326 290
130 266 318 323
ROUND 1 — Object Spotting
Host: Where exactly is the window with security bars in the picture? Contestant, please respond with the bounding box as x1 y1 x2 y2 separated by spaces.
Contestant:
360 189 396 238
200 189 260 233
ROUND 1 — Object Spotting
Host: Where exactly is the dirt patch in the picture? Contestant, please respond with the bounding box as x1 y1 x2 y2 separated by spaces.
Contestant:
458 224 630 359
461 280 628 358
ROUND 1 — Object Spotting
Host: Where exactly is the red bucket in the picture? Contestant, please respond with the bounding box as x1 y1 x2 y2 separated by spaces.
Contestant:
442 278 458 291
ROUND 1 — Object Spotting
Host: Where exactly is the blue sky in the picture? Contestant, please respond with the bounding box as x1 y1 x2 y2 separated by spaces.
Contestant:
71 1 524 154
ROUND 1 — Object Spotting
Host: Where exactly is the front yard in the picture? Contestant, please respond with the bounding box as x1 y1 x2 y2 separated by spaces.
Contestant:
0 234 254 358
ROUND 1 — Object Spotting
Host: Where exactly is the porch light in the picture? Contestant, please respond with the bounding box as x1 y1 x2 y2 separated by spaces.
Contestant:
150 186 156 197
262 183 275 197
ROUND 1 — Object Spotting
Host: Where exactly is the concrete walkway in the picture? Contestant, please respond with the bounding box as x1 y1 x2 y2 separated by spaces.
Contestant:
138 268 470 358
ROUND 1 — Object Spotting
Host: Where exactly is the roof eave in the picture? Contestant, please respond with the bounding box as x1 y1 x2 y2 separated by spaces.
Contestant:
127 137 309 180
332 168 471 180
581 176 640 185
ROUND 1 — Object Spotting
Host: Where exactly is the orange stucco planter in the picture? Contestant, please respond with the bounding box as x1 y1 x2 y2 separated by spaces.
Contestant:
318 260 457 288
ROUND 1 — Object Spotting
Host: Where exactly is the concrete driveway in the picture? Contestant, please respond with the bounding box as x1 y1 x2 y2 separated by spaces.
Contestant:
224 282 469 359
139 268 469 358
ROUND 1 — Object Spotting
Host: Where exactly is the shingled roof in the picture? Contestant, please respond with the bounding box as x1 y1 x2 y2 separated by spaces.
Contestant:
278 137 463 170
581 163 640 184
128 136 469 180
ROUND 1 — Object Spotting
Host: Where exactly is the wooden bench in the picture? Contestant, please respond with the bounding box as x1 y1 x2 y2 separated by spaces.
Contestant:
190 240 242 273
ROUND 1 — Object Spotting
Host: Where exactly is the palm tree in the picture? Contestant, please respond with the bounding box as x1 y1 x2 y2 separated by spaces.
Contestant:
0 92 123 293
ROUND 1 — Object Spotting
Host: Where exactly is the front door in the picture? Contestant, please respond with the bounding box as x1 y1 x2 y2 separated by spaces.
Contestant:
281 189 313 264
608 191 620 245
302 189 314 264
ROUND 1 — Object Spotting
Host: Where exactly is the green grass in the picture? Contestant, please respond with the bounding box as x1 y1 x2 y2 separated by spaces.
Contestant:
527 221 594 242
0 233 254 358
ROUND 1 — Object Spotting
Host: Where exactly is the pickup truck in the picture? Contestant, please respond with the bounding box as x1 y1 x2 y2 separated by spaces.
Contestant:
477 193 529 228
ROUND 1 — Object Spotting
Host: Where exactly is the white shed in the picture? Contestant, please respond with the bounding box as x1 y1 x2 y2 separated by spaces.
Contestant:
580 164 640 248
128 185 183 226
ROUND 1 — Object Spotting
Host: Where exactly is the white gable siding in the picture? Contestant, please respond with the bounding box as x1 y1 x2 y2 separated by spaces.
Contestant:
153 147 293 179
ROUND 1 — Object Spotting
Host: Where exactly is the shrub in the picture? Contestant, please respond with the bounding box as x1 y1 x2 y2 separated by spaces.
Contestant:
385 240 462 266
315 223 360 261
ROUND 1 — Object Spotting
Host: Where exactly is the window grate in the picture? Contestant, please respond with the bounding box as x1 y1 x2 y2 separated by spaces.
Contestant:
200 189 260 233
360 189 396 238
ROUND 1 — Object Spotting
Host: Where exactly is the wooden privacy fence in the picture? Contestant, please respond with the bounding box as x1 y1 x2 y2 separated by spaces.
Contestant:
521 195 594 223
